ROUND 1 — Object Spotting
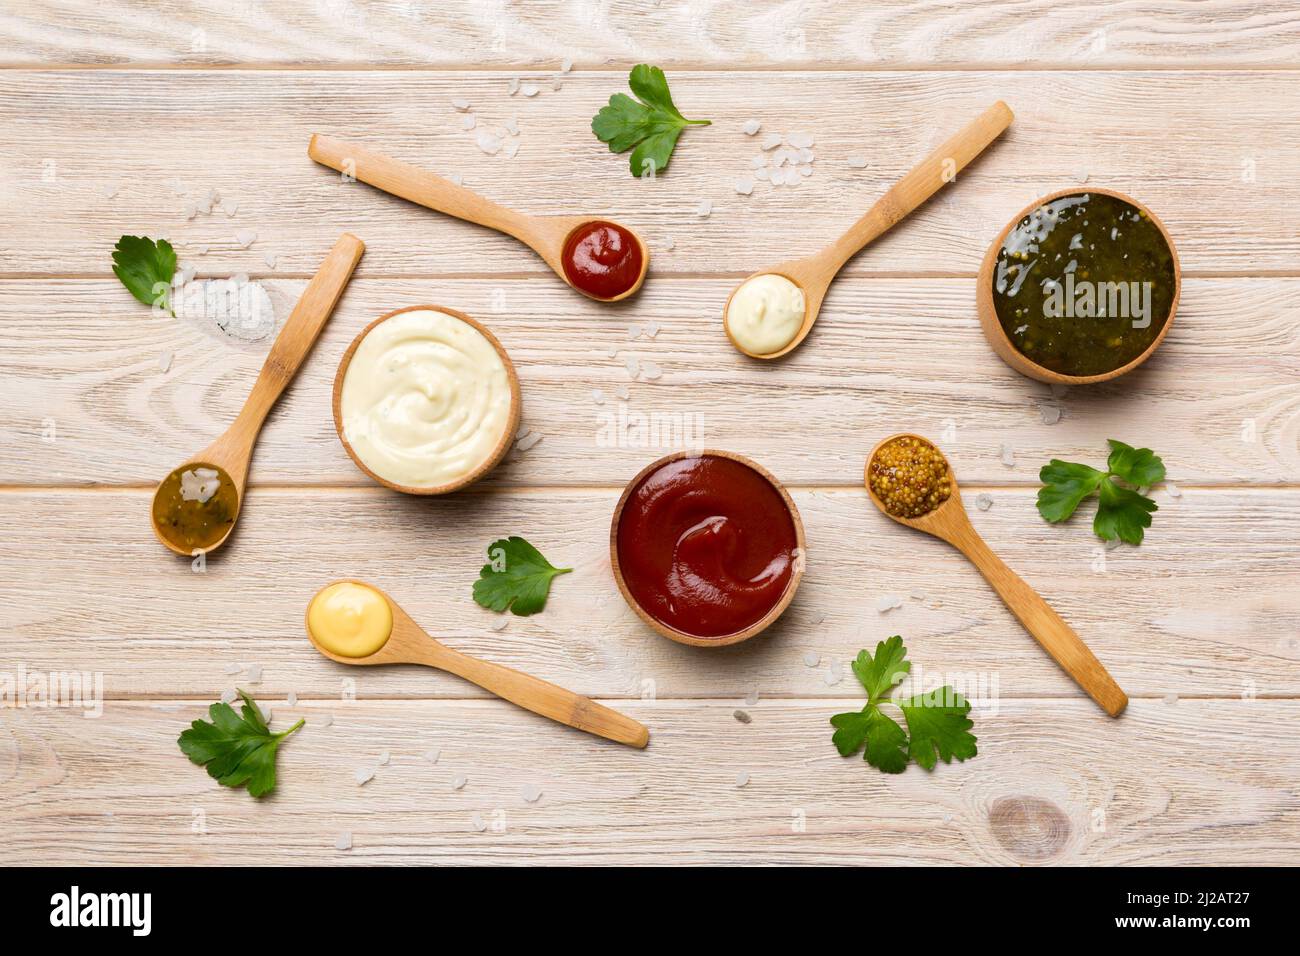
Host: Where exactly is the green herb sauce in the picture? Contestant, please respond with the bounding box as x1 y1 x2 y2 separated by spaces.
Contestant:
992 192 1175 376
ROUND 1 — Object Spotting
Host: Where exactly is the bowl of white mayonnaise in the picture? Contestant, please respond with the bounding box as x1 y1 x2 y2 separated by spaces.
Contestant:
332 306 521 495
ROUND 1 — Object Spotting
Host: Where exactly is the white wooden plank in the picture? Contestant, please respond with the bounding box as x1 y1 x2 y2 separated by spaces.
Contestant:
1 486 1295 699
2 277 1297 486
1 699 1295 865
2 70 1299 275
2 1 1298 69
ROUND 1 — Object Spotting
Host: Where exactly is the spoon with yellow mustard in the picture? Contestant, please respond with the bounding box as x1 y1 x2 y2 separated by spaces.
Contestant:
305 581 650 748
864 433 1127 717
150 233 365 557
724 101 1014 359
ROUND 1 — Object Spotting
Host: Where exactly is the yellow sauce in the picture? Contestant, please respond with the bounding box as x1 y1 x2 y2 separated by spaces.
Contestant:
307 582 393 658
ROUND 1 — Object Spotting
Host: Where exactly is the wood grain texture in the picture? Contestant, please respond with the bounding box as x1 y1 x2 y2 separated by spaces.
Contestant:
2 70 1300 276
0 699 1295 865
3 277 1296 486
2 4 1299 867
1 486 1296 700
3 1 1298 69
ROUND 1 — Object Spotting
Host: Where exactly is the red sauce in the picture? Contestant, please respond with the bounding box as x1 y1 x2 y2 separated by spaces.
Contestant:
615 454 799 638
561 220 643 299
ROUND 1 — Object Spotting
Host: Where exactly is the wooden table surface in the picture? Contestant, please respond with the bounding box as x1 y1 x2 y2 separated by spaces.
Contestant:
2 1 1298 866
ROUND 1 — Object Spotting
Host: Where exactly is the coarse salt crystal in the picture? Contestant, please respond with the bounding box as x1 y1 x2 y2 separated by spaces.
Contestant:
645 320 660 338
975 493 994 511
876 594 904 613
471 813 487 832
451 97 470 111
797 165 813 177
505 117 519 136
476 131 502 155
517 431 542 451
847 155 869 169
448 173 463 186
615 385 630 400
451 774 468 790
507 77 519 95
157 350 173 373
625 356 640 378
803 651 820 667
223 663 241 675
520 81 539 97
262 252 277 269
788 131 814 148
734 176 754 195
335 831 352 851
561 57 573 73
235 230 256 248
750 155 767 169
1040 404 1062 425
742 119 761 136
461 113 477 130
760 133 783 150
423 747 440 764
247 664 263 683
592 388 605 404
641 361 662 381
220 688 236 704
502 139 520 160
696 199 712 217
522 784 543 803
378 750 390 766
735 771 750 788
754 168 770 182
1166 482 1181 498
823 666 841 686
491 618 509 631
1000 444 1015 467
354 768 374 785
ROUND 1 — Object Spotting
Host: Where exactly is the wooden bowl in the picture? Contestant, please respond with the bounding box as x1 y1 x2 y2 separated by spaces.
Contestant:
332 305 522 495
976 186 1181 385
609 449 806 648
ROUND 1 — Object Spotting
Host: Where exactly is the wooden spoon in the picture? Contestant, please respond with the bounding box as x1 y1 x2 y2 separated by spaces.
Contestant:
864 433 1128 717
305 581 650 748
725 101 1014 359
150 233 365 556
308 134 648 303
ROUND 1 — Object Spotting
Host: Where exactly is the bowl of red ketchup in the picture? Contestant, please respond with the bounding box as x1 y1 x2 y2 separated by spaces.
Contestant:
611 451 805 647
560 220 647 302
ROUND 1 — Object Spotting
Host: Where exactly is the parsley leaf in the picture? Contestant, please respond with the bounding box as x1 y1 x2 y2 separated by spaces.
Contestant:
850 634 910 705
900 688 977 770
1105 439 1166 488
1036 460 1105 522
112 235 176 315
591 64 711 177
178 690 303 798
472 536 572 616
830 637 976 774
1037 439 1165 543
1094 477 1158 545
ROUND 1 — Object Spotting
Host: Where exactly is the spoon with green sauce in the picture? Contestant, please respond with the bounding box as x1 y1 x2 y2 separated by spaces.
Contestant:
151 234 365 557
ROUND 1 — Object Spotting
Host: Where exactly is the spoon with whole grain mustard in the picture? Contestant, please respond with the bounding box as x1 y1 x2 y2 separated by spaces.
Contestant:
864 433 1128 717
150 233 365 557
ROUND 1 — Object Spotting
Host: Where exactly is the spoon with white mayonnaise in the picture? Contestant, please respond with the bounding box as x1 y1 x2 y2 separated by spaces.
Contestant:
724 101 1013 360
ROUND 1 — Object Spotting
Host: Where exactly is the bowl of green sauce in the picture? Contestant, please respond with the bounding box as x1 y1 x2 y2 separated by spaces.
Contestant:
977 188 1180 383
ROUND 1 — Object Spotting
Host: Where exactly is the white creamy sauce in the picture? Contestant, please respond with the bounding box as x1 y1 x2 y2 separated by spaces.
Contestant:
340 309 513 489
726 273 806 354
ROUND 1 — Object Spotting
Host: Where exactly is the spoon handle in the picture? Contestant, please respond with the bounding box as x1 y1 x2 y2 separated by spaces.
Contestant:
953 529 1128 717
237 232 365 430
424 642 650 748
309 134 536 245
828 101 1013 267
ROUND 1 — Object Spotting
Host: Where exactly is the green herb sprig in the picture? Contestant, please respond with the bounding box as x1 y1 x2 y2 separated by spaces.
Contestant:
830 637 977 774
472 536 571 616
591 64 711 177
1037 440 1166 544
112 235 176 315
178 690 303 798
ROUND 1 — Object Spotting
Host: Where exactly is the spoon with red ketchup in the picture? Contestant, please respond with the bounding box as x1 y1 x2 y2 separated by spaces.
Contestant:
309 134 649 303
